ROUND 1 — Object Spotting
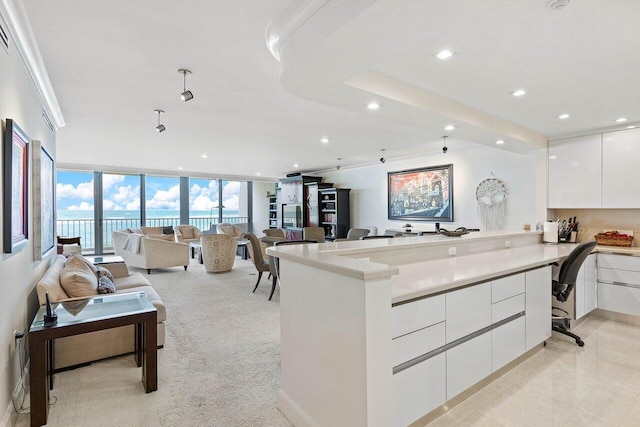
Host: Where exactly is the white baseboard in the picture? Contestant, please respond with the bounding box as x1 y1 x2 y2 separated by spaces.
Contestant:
277 389 319 427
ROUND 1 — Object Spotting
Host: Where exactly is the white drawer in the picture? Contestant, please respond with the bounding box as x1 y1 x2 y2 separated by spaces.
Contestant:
492 273 525 303
492 293 525 323
393 353 446 427
597 254 640 272
392 294 445 338
492 317 525 372
598 268 640 287
446 282 492 343
446 332 491 400
392 322 445 367
597 282 640 316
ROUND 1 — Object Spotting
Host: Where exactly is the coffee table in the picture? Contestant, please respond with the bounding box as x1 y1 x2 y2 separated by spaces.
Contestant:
29 292 157 427
83 254 125 265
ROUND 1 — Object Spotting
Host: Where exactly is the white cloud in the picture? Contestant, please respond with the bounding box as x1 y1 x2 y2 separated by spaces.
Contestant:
103 200 115 210
57 181 94 199
126 199 140 210
103 174 125 190
191 194 216 211
222 181 241 197
67 202 93 210
222 194 239 210
112 185 138 203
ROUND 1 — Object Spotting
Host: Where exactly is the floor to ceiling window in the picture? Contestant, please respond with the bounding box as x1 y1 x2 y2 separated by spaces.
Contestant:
57 170 251 254
56 170 95 250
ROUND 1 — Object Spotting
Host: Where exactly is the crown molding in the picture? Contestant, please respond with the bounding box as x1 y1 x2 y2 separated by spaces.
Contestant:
0 0 65 128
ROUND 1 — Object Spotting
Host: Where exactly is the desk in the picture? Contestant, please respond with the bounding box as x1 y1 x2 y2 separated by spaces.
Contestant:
29 293 157 427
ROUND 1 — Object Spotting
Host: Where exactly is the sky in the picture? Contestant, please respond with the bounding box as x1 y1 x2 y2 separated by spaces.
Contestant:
56 171 243 212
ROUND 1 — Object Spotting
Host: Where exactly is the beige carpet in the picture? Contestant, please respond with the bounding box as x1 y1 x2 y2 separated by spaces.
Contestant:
14 257 292 427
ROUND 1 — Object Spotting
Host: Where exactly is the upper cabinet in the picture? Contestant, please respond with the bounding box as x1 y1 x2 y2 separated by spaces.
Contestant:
548 134 602 208
602 128 640 208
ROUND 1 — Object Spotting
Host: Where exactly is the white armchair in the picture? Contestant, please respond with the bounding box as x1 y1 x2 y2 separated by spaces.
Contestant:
113 230 190 274
175 225 202 244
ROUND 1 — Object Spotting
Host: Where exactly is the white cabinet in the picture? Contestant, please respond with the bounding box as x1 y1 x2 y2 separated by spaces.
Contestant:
392 322 445 367
492 274 525 303
446 282 491 342
393 354 446 427
446 333 491 400
392 294 445 338
597 253 640 316
575 254 597 319
525 266 552 351
602 128 640 207
548 134 602 208
492 317 525 372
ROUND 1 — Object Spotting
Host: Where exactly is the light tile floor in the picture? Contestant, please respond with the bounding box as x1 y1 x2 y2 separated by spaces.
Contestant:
426 316 640 426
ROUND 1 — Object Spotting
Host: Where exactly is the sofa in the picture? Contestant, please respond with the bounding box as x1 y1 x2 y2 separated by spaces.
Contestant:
113 230 190 274
35 255 166 369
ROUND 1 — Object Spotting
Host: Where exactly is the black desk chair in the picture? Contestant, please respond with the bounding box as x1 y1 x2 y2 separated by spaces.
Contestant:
552 241 597 347
360 235 394 240
267 240 316 301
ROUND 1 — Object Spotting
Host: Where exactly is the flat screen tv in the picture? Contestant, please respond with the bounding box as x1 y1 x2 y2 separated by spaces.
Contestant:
282 204 302 228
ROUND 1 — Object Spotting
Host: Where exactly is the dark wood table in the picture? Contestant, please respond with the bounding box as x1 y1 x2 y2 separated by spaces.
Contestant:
29 292 157 427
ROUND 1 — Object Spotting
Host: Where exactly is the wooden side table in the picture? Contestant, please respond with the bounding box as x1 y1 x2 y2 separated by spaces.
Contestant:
56 236 81 254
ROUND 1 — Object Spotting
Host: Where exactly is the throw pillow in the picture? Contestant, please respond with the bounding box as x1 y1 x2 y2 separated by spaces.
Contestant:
162 226 174 235
96 266 114 281
60 256 99 298
97 275 116 294
67 254 99 277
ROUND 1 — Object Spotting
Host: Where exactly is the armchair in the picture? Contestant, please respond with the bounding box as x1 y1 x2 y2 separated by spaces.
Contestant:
217 223 245 241
201 234 237 273
175 225 202 244
113 230 190 274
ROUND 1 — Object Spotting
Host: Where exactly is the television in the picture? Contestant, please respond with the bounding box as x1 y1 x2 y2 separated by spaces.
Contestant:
282 204 302 228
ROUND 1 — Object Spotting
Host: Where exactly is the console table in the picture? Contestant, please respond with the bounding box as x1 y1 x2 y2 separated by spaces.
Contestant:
29 292 157 427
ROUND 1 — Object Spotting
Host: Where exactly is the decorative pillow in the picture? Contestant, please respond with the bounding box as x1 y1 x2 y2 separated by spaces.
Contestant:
60 256 99 298
162 226 174 235
97 275 116 294
180 227 194 239
67 254 99 276
96 266 114 281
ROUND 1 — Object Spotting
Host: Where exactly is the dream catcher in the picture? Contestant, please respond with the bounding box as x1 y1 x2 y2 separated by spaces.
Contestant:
476 174 507 231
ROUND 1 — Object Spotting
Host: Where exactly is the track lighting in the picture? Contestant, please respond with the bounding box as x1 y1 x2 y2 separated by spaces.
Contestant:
442 136 448 153
154 109 165 132
336 157 342 170
380 149 386 163
178 69 193 102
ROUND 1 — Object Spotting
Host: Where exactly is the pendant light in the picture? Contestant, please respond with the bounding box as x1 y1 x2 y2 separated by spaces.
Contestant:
154 109 165 132
178 69 193 102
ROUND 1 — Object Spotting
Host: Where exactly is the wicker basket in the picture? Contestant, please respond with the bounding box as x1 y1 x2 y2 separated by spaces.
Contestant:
594 234 633 247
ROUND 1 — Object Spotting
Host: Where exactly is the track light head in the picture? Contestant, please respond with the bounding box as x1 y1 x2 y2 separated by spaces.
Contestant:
442 135 448 153
379 148 386 163
380 157 386 163
336 157 342 170
178 69 193 102
154 109 165 132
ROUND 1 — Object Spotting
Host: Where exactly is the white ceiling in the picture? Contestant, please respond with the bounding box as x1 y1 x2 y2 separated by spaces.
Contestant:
21 0 640 180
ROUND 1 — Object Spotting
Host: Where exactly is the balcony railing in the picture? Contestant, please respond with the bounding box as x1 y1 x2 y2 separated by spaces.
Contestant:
57 216 250 253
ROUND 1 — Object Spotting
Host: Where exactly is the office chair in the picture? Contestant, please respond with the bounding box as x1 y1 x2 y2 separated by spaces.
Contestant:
360 235 394 240
551 240 597 347
267 240 316 301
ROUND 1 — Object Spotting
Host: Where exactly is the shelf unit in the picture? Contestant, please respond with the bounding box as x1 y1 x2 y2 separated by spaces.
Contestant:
320 188 350 239
268 193 278 229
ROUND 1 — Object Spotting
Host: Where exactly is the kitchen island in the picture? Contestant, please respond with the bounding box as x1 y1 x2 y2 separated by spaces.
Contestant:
267 231 578 427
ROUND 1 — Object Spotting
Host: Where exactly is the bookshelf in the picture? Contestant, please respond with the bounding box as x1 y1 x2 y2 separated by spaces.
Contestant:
319 188 350 239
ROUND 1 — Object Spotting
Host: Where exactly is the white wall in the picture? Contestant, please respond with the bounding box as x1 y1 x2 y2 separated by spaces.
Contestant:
321 146 547 234
251 181 276 237
0 29 57 424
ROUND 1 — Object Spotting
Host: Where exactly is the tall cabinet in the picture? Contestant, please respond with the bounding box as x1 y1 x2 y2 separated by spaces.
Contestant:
319 188 350 239
277 175 323 239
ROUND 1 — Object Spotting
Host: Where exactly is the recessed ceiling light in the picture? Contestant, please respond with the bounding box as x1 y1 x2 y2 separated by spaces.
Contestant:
201 154 208 159
178 166 183 170
511 89 526 97
627 125 637 129
293 163 299 168
321 137 329 144
549 155 557 159
495 140 505 145
615 117 628 123
256 172 261 176
444 125 456 131
435 49 454 60
558 113 570 119
367 102 380 110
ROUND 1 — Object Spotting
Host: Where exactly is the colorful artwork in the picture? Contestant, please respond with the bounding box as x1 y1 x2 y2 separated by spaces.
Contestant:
388 164 453 221
3 119 29 253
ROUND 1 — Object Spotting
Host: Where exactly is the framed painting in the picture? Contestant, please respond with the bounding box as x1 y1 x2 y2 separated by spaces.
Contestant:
3 119 29 253
388 164 453 222
32 141 55 259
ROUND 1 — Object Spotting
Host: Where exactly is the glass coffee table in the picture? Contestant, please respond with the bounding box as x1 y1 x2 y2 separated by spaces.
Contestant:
29 292 157 427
